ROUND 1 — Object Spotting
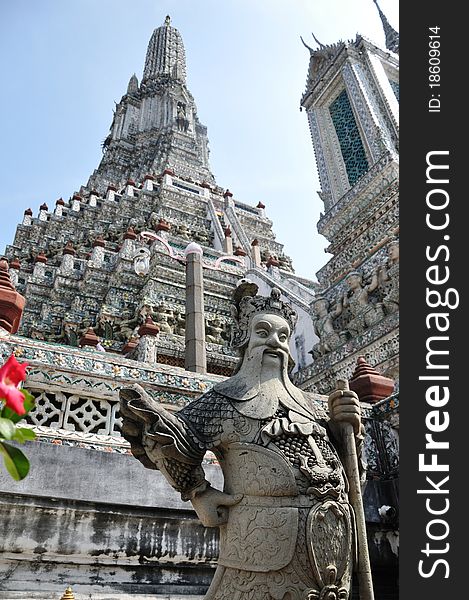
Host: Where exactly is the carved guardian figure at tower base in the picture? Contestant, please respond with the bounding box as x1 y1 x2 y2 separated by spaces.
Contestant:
120 285 363 599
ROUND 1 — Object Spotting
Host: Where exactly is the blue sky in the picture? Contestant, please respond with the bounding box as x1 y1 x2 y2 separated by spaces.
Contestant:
0 0 398 279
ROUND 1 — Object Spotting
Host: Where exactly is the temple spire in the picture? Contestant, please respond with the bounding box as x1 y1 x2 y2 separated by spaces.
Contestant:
373 0 399 54
143 16 187 82
127 73 138 94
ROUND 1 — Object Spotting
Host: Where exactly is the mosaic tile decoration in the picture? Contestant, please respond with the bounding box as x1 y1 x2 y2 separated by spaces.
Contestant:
329 89 369 186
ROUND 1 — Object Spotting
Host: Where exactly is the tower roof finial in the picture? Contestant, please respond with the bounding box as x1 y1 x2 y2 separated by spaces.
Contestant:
300 33 326 54
127 73 139 94
373 0 399 54
311 32 325 49
143 16 186 83
300 36 314 53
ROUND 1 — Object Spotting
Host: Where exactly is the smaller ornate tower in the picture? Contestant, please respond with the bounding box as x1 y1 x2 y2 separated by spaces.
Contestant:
373 0 400 55
297 10 399 394
301 33 398 212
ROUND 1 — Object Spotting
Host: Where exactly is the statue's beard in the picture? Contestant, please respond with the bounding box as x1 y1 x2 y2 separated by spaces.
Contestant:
241 346 286 380
215 346 289 418
214 342 318 423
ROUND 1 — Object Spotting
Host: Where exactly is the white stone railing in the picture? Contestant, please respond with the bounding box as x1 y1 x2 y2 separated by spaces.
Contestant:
224 205 252 255
206 197 226 250
30 389 120 434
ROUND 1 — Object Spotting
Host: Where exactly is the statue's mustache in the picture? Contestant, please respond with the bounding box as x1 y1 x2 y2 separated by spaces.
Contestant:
245 346 289 364
263 348 283 357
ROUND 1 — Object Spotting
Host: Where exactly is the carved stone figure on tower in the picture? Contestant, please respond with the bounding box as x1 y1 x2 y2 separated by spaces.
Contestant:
49 321 79 346
116 304 156 343
378 240 399 315
176 101 189 132
94 313 115 342
205 317 224 345
177 224 190 240
116 313 139 343
154 303 174 334
77 316 94 338
120 284 362 599
173 309 186 337
343 271 384 336
310 296 345 358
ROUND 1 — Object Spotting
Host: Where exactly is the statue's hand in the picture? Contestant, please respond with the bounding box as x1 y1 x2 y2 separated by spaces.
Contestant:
119 384 160 470
191 487 243 527
328 388 361 437
120 383 205 469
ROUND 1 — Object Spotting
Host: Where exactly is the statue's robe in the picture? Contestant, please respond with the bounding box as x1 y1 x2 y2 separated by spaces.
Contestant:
122 378 359 600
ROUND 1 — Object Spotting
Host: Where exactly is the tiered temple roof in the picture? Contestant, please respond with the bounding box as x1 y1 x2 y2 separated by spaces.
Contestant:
4 16 295 376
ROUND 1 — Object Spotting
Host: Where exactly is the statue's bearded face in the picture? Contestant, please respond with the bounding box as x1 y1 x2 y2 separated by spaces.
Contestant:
245 313 291 369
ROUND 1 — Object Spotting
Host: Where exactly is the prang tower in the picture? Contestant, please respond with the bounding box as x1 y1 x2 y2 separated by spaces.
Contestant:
296 7 399 394
89 15 214 191
4 16 316 376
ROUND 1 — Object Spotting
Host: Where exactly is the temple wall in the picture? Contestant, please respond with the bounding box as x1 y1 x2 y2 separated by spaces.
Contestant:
0 441 397 598
0 442 223 597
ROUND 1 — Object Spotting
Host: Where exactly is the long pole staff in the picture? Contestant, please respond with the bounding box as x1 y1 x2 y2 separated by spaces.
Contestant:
336 378 375 600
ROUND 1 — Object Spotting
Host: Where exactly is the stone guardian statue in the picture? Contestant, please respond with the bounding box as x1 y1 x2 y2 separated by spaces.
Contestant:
120 284 363 600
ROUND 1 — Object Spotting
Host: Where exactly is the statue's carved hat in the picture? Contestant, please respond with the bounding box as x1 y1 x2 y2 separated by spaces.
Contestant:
231 281 298 349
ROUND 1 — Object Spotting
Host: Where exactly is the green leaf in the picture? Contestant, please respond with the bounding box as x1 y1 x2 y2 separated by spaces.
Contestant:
12 427 36 443
0 441 30 480
20 389 35 412
0 390 35 423
0 406 23 423
0 417 16 440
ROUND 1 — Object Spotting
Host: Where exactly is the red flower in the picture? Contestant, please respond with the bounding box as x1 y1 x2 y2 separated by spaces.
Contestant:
0 354 29 415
